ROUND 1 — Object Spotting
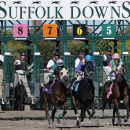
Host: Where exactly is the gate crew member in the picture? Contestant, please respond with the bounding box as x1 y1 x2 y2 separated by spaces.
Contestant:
75 50 84 77
14 51 33 98
0 54 4 97
46 51 60 87
102 46 112 83
72 55 95 89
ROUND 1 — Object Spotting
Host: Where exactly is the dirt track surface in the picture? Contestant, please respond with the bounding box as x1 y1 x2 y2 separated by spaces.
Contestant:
0 106 130 130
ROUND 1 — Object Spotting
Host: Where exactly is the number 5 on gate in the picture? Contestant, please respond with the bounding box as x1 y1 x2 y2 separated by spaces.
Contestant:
43 24 57 37
107 26 112 35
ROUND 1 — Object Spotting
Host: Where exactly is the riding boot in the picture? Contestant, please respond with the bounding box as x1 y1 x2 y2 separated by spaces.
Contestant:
47 81 53 90
72 80 79 89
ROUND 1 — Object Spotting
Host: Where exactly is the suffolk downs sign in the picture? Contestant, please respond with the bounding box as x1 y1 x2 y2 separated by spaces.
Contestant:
0 0 130 20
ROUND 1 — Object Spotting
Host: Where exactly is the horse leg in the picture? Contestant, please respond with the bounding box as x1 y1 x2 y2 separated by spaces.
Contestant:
43 95 52 128
90 101 95 119
100 98 108 118
62 102 67 118
86 108 90 118
112 103 116 125
124 95 129 122
71 94 80 128
56 107 61 124
114 98 121 126
80 103 85 122
51 105 56 128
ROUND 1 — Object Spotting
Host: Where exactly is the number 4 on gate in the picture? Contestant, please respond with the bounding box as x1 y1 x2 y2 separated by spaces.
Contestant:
102 24 116 38
43 24 57 37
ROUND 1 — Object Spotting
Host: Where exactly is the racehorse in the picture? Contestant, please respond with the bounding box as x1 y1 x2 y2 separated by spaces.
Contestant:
70 61 95 127
41 68 69 128
101 67 129 126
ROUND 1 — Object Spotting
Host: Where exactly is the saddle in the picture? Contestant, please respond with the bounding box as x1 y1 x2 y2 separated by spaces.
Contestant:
43 80 69 94
43 81 56 94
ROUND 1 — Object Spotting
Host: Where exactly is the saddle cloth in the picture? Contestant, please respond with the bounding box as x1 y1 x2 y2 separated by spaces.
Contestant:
43 81 68 94
107 82 113 98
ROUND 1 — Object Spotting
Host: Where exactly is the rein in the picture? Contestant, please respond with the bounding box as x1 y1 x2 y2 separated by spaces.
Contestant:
85 64 94 79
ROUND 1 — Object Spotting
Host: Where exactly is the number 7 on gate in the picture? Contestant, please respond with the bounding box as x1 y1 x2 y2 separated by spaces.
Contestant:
43 24 57 37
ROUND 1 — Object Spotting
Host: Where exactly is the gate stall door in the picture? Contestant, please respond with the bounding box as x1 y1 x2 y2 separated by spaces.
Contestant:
93 52 103 109
123 52 130 85
3 52 14 108
33 52 44 98
65 54 75 82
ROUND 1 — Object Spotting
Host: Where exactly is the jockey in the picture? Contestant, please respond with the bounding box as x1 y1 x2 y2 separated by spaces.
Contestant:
46 59 64 90
107 53 126 89
72 55 95 89
75 50 84 77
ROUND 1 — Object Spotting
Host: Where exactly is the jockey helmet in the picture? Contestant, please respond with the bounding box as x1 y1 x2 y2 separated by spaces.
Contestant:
113 53 120 59
106 45 112 52
77 49 84 55
54 51 60 56
85 55 92 61
20 51 26 56
56 59 64 66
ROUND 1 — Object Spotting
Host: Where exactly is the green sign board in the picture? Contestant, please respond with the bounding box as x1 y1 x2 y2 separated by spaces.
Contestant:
102 24 116 37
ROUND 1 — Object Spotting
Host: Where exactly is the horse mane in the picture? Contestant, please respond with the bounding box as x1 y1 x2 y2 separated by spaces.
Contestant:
85 61 94 71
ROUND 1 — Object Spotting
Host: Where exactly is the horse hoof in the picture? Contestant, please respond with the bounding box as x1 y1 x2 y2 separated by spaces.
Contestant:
87 115 90 118
76 125 80 128
116 123 121 126
112 119 115 126
49 122 55 129
124 117 128 122
57 119 61 124
80 119 83 122
59 114 63 119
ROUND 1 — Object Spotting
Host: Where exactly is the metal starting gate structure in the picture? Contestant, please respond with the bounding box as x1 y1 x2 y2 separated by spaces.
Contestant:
93 53 103 109
1 53 15 110
0 20 130 110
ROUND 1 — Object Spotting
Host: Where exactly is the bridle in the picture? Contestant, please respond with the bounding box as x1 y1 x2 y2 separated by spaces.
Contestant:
116 71 124 82
85 63 94 79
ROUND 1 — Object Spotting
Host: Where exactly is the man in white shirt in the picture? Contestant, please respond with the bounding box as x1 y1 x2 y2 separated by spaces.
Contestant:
101 46 112 84
0 54 4 97
46 51 60 87
14 51 33 98
46 51 60 72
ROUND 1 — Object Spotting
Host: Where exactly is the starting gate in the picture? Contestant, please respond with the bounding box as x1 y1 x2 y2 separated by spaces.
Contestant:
28 52 44 109
123 52 130 85
93 53 103 109
2 52 15 110
64 53 75 109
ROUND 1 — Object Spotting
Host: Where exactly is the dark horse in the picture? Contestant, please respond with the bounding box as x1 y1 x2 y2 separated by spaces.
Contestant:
41 68 69 128
101 67 129 125
70 61 95 127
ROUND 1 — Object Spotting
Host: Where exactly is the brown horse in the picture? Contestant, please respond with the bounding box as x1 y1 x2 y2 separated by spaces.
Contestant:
41 68 69 128
101 68 129 126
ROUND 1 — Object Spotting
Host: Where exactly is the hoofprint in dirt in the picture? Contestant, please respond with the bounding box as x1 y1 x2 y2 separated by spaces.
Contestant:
0 106 129 130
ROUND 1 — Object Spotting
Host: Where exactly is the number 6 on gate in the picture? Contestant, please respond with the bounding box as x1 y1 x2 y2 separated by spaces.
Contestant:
43 24 57 37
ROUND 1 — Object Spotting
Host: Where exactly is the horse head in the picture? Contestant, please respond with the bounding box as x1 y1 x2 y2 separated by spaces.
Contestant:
85 61 94 81
60 68 69 86
115 67 125 83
